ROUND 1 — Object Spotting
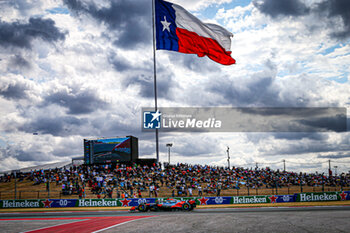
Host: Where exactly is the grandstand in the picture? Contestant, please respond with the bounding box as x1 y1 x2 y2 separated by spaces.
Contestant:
0 162 349 200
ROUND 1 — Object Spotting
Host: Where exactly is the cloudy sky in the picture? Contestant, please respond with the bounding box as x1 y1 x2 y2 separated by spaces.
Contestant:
0 0 349 173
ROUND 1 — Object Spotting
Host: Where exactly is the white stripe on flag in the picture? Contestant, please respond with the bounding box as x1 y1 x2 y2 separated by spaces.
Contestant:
172 4 233 51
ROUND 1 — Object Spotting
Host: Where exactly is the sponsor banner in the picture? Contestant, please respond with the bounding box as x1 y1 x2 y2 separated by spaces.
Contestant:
0 199 44 208
154 197 198 205
204 196 231 205
1 192 349 208
154 197 199 205
108 197 232 206
165 196 231 205
172 197 201 205
49 199 78 208
118 198 158 207
231 195 269 204
295 192 348 202
269 195 295 203
341 191 350 201
78 199 120 207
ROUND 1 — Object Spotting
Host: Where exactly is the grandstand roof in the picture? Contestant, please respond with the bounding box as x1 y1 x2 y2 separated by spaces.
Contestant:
1 161 73 174
72 156 84 161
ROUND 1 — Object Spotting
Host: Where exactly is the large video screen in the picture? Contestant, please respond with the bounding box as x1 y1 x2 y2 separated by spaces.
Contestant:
84 136 138 164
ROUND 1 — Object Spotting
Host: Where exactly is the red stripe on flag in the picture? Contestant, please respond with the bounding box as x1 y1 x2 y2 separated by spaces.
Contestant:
176 28 236 65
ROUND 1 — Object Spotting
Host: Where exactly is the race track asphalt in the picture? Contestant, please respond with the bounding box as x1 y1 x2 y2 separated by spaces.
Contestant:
1 206 350 233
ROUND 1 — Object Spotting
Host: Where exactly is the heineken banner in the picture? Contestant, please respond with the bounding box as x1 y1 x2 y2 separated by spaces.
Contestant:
231 195 268 204
1 192 348 208
296 191 350 202
78 199 120 207
0 196 292 208
1 199 45 208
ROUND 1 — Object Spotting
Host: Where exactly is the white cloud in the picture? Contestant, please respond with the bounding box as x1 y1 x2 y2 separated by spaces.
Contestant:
167 0 234 11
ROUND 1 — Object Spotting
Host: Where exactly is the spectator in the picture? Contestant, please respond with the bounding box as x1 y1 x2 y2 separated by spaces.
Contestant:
13 161 350 199
138 189 142 198
197 185 202 196
188 187 193 197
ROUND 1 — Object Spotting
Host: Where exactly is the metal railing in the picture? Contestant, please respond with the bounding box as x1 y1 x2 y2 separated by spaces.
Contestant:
0 191 81 200
228 185 350 197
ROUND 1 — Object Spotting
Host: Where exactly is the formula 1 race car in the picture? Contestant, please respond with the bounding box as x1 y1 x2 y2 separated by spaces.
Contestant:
130 199 196 212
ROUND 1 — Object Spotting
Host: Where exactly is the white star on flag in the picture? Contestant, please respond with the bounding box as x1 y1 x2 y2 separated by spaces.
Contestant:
161 16 171 32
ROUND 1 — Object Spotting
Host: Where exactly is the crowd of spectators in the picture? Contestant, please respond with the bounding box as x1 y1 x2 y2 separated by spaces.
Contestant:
1 163 350 198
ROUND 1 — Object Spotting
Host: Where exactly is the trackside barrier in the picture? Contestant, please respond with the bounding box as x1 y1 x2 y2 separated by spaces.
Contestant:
296 191 350 202
0 191 349 208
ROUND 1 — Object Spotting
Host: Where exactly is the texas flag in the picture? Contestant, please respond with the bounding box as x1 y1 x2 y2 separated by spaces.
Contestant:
155 0 236 65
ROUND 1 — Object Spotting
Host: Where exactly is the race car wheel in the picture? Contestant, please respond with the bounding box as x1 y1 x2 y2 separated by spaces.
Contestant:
138 204 147 212
182 203 190 211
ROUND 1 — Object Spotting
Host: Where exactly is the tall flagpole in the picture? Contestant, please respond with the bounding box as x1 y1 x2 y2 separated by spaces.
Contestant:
152 0 160 163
